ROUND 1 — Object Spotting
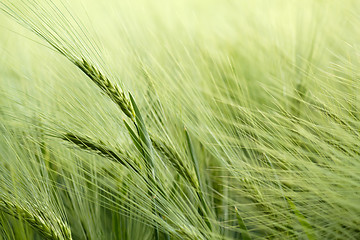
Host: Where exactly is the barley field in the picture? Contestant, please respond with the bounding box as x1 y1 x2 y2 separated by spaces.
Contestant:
0 0 359 239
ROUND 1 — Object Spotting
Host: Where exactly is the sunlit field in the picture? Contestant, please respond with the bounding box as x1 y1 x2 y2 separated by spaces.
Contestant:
0 0 359 239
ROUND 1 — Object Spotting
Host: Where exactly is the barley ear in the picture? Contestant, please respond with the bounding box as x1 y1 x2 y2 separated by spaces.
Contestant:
74 58 135 120
61 133 140 174
0 199 72 240
151 135 198 189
